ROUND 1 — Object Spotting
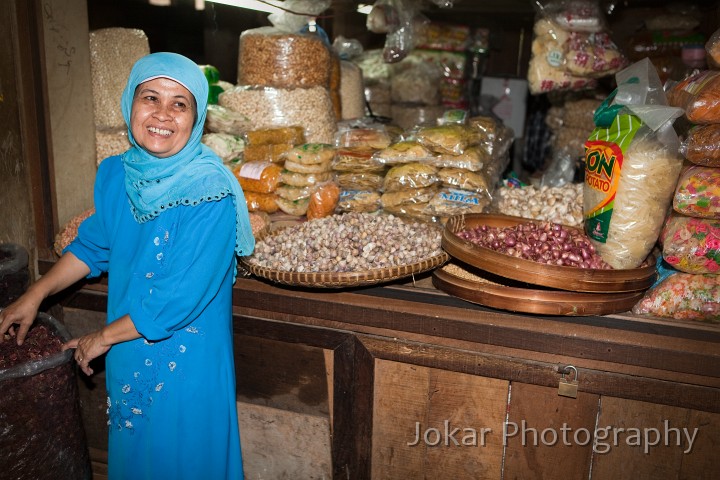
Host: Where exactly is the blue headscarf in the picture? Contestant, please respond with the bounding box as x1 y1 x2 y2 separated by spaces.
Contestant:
120 52 254 259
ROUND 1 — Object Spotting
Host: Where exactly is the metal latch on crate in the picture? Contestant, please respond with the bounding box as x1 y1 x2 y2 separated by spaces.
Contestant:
558 365 579 398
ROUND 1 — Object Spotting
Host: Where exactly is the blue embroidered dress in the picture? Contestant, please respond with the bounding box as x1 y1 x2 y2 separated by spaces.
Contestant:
65 52 252 479
67 155 243 479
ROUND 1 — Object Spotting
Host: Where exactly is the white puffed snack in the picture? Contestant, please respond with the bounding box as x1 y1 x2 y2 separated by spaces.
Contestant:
89 28 150 129
340 60 366 120
95 127 130 167
219 85 337 144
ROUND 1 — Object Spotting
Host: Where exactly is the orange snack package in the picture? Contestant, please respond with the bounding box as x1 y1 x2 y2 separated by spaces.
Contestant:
307 182 341 220
233 161 283 194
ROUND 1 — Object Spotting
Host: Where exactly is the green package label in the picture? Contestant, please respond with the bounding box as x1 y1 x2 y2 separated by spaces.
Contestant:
584 114 642 243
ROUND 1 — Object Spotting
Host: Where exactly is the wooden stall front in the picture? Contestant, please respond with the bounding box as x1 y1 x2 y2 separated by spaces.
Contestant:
42 259 720 480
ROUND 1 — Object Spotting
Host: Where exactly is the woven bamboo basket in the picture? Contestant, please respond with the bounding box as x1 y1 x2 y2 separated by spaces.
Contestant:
239 251 449 288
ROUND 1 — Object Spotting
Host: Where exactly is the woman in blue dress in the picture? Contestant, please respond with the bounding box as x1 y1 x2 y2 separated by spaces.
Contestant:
0 52 254 479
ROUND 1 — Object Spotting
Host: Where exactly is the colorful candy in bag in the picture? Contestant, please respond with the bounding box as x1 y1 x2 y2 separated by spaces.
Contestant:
632 273 720 322
673 166 720 219
661 215 720 274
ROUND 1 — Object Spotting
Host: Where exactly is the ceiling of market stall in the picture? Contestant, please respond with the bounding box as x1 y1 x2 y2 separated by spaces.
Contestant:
86 0 720 83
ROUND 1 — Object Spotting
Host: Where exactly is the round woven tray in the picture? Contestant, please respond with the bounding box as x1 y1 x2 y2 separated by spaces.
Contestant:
443 213 657 293
239 251 449 288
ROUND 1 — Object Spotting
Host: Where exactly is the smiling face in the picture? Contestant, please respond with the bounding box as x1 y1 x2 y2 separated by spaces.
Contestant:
130 77 196 158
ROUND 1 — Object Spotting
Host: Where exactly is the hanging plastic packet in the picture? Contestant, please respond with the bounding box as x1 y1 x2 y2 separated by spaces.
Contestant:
583 58 685 269
527 0 627 95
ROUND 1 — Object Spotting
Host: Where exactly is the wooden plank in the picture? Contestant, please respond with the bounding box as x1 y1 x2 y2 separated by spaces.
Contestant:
424 369 507 479
359 335 720 414
10 0 58 258
324 348 334 436
679 410 720 480
371 360 507 479
229 279 720 379
45 271 720 384
504 383 598 479
89 447 108 480
371 359 430 479
591 397 690 479
235 296 720 390
234 334 329 417
333 336 374 479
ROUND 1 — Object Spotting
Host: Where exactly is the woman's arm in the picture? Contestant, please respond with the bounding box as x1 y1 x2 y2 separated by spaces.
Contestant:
0 252 91 345
63 314 141 376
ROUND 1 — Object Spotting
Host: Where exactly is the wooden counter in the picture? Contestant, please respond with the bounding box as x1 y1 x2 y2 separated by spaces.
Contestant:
43 260 720 479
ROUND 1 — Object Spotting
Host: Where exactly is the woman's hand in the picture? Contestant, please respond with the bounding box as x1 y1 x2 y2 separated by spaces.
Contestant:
63 331 111 376
0 290 44 345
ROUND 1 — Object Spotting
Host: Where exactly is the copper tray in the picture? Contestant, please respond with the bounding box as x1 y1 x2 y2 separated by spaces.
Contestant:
433 265 646 316
442 214 657 293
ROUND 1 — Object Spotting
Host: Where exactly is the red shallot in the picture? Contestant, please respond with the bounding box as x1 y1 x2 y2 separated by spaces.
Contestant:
457 221 612 269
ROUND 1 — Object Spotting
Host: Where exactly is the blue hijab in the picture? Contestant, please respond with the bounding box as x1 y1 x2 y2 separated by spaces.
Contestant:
120 52 254 259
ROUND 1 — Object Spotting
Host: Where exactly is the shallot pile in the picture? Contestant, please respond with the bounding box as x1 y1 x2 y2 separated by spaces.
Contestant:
457 221 612 269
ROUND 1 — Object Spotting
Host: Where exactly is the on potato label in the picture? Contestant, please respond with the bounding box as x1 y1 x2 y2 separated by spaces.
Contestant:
584 114 641 242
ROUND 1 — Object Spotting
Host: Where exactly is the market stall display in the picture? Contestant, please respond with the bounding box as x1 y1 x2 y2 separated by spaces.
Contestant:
631 63 720 322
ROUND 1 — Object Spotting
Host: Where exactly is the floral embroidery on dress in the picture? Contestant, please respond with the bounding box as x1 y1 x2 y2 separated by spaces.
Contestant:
107 330 191 433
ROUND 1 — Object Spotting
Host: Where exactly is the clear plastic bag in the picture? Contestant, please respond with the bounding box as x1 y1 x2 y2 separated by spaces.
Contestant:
661 214 720 274
334 125 393 150
281 143 336 165
233 161 284 194
267 0 331 33
632 272 720 322
201 133 245 163
238 26 331 89
584 58 685 269
335 190 381 213
424 187 490 217
307 181 341 220
219 85 336 144
527 0 625 95
371 141 434 166
415 124 478 156
666 70 720 124
382 162 439 192
681 124 720 167
205 104 253 136
332 147 386 173
673 166 720 219
706 27 720 69
333 171 385 191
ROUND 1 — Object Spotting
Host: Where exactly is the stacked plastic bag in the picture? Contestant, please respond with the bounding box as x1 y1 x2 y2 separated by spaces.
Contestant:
217 2 337 145
370 114 513 223
632 50 720 322
332 121 397 215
